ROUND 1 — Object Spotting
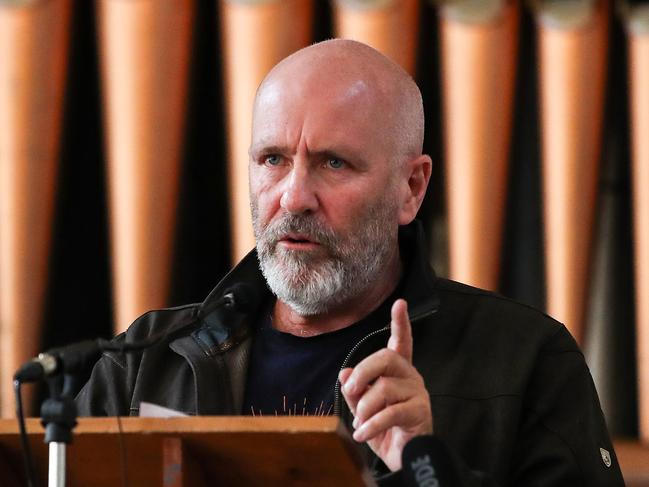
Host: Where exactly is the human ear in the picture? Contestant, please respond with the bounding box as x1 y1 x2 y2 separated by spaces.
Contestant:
398 154 432 225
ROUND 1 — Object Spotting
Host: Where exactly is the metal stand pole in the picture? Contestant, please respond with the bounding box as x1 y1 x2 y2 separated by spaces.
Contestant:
48 442 66 487
41 375 77 487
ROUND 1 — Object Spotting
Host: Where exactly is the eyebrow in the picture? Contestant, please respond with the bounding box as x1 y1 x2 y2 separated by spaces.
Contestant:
248 144 289 158
249 144 369 169
310 149 352 162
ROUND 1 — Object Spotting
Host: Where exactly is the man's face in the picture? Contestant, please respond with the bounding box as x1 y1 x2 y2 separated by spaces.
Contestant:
249 76 402 315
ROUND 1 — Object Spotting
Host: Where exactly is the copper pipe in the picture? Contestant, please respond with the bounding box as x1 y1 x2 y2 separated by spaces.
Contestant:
440 0 519 290
0 0 71 416
537 0 608 343
97 0 194 332
627 3 649 444
333 0 420 75
220 0 314 262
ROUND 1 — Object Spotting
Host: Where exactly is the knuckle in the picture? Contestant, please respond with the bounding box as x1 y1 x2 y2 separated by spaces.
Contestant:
408 398 432 426
356 397 368 419
381 351 394 364
384 405 400 425
416 401 430 419
374 376 389 396
376 348 392 362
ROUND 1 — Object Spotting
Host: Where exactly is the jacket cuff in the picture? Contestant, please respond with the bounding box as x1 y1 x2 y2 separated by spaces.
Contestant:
374 435 458 487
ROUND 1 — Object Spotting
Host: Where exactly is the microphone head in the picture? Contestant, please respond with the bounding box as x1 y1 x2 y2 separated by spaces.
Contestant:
222 283 260 312
14 360 46 383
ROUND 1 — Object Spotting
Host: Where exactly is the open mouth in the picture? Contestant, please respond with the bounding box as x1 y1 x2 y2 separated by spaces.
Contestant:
278 234 320 249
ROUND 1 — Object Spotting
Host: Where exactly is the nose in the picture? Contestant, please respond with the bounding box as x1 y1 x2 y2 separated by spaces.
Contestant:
280 163 319 214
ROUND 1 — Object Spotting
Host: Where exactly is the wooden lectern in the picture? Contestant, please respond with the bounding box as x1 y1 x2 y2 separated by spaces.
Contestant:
0 417 374 486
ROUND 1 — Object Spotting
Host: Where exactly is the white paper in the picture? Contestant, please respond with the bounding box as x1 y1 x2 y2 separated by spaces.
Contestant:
139 401 189 418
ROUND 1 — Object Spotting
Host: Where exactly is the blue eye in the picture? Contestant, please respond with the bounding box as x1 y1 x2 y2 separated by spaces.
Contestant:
265 155 281 166
327 158 344 169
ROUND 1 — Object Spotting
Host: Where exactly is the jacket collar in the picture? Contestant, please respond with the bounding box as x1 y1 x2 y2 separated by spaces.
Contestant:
397 220 440 321
193 219 440 351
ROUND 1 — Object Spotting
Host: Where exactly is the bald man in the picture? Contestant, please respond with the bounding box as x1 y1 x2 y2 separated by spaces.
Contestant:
78 40 623 486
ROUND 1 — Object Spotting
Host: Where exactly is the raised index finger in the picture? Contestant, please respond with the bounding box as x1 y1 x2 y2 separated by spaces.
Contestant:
387 298 412 362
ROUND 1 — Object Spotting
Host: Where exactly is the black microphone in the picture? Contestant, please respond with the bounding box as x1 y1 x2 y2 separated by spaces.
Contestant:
13 283 259 383
401 435 459 487
199 283 260 317
14 340 104 383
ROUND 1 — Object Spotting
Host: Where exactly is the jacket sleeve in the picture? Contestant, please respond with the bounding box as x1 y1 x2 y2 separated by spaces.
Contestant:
75 334 134 417
507 325 624 486
74 306 192 417
377 326 625 486
376 436 498 487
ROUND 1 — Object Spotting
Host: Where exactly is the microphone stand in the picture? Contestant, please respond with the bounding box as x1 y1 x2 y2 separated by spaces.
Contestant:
40 375 77 487
13 284 258 486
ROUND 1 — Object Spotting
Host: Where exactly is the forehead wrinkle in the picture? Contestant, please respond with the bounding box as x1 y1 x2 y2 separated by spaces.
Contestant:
250 122 305 159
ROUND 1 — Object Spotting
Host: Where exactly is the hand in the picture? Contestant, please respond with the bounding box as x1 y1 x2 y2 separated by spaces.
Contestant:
339 299 433 471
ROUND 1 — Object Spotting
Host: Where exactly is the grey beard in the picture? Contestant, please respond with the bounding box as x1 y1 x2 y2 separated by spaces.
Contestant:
252 206 397 316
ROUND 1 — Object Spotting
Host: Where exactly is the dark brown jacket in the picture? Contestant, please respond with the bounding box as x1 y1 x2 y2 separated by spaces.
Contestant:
76 222 624 486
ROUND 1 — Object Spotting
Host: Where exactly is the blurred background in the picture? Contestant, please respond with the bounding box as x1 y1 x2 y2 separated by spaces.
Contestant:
0 0 647 477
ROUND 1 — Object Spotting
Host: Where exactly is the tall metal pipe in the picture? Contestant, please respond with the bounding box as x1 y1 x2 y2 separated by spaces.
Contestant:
220 0 314 262
626 1 649 443
440 0 519 290
97 0 194 332
0 0 71 416
536 0 609 343
333 0 421 75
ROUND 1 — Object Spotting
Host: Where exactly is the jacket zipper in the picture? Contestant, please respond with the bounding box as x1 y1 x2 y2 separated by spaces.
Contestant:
333 307 438 417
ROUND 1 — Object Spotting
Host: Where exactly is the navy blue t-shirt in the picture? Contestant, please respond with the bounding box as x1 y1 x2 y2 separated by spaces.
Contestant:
242 296 396 417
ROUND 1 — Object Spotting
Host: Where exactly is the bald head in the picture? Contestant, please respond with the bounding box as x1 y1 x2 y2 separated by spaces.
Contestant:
253 39 425 164
249 40 432 319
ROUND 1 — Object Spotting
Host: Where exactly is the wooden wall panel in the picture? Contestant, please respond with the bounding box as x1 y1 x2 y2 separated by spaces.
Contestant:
537 0 608 343
97 0 194 332
440 0 519 290
627 4 649 443
333 0 420 75
220 0 314 262
0 0 71 416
